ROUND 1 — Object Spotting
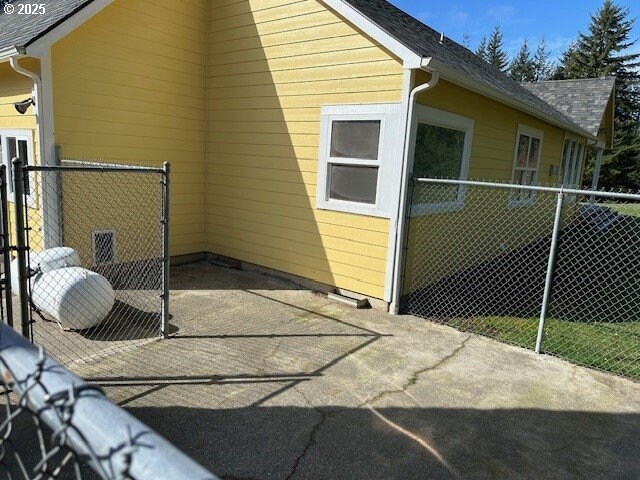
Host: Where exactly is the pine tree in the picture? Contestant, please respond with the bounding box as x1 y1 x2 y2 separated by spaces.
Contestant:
533 38 553 81
462 33 472 50
486 25 510 71
509 39 536 82
476 36 488 62
557 0 640 189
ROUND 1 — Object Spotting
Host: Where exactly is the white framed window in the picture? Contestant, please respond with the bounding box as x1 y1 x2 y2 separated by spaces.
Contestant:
410 105 474 215
316 104 403 217
509 124 543 207
560 138 584 188
0 129 36 205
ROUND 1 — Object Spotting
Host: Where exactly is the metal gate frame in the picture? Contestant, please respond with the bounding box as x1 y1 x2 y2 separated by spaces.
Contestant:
2 157 171 363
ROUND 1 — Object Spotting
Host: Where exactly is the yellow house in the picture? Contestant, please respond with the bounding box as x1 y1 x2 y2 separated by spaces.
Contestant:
0 0 614 312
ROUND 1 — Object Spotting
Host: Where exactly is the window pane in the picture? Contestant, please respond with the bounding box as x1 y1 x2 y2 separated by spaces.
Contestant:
329 165 378 204
517 135 530 167
330 120 380 160
528 138 540 168
6 138 16 193
413 123 466 180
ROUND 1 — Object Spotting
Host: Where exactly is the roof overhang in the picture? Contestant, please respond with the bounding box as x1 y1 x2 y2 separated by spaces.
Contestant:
320 0 423 67
422 58 598 141
0 0 112 63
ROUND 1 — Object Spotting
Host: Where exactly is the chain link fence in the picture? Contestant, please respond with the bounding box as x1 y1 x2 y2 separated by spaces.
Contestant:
402 178 640 379
10 159 169 370
0 322 217 480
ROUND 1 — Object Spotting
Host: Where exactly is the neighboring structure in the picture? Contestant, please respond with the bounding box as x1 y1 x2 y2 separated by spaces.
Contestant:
0 0 614 312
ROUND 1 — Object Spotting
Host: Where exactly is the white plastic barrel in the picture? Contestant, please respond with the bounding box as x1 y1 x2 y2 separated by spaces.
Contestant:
31 267 115 330
10 247 81 294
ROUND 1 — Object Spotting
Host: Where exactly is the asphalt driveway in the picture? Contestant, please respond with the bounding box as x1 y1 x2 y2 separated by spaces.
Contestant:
78 262 640 479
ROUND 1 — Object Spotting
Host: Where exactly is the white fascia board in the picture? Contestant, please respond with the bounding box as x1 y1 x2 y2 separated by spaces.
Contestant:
321 0 423 68
424 58 598 141
25 0 114 56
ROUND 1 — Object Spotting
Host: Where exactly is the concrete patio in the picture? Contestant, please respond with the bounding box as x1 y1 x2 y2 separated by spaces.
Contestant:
77 262 640 479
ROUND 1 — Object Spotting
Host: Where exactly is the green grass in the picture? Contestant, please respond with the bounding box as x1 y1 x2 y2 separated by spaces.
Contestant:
448 316 640 379
604 202 640 218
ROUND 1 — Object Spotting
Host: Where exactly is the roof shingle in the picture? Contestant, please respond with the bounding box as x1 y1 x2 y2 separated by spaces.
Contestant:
0 0 93 51
341 0 591 135
521 78 616 136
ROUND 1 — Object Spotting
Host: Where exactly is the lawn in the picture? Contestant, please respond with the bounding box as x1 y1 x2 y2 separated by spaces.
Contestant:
604 202 640 218
448 316 640 379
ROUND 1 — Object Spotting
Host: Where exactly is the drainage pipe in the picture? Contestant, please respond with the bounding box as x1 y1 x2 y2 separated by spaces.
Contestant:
389 71 440 314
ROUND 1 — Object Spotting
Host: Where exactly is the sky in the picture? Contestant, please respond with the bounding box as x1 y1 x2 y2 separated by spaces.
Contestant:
388 0 640 62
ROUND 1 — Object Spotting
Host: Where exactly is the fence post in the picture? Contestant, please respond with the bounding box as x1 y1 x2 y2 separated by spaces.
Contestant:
535 187 564 354
0 165 13 327
12 159 30 339
161 162 170 338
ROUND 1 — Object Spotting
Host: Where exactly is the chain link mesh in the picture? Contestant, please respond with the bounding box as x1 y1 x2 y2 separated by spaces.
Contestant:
402 179 640 379
19 160 165 371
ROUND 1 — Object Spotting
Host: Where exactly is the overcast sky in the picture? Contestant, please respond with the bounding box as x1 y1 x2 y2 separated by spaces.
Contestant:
387 0 640 62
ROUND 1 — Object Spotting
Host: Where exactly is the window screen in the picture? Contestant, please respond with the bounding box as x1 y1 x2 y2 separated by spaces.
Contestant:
330 120 381 160
329 165 378 204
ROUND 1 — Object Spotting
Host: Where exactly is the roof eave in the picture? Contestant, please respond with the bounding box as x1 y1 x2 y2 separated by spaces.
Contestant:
422 58 598 141
0 46 26 63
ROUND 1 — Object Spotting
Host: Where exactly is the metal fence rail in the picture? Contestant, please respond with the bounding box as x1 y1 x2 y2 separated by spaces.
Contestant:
11 159 169 371
402 178 640 379
0 322 217 480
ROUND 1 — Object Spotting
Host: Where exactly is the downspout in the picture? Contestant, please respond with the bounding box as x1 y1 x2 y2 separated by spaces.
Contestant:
389 70 440 314
9 55 60 248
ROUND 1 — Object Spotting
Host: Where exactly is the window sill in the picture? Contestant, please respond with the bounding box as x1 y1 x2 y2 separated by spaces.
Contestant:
316 198 390 218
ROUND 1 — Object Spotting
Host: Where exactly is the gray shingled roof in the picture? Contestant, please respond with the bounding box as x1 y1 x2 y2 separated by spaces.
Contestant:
521 78 616 136
342 0 592 135
0 0 94 51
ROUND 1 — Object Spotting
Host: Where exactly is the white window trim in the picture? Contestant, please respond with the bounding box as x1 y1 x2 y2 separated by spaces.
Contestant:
0 129 36 207
560 136 585 188
409 105 474 216
509 124 544 208
316 103 404 218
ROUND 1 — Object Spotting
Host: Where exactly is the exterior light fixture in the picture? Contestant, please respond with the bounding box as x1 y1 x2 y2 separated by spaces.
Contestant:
14 97 35 114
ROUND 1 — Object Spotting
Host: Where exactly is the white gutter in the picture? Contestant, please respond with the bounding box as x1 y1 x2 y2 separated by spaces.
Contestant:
0 46 24 62
425 58 598 142
389 69 440 314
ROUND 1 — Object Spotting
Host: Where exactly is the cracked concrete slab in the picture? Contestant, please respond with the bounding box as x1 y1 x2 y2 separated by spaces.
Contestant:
75 262 640 479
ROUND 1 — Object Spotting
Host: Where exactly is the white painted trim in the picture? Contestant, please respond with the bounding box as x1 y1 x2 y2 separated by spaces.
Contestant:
0 46 24 62
383 69 414 302
508 124 544 208
408 105 474 215
25 0 114 56
316 103 404 218
0 129 36 206
320 0 423 67
425 59 597 141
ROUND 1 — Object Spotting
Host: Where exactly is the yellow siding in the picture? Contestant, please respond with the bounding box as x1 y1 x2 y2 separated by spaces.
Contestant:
404 75 589 292
0 59 43 249
51 0 207 257
206 0 405 299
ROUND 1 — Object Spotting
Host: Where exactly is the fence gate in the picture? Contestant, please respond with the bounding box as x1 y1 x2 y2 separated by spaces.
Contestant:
401 178 640 380
6 158 170 372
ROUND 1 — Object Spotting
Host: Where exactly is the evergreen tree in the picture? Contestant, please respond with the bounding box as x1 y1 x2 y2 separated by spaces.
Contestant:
476 36 488 62
509 39 536 82
533 37 554 81
462 33 472 50
486 25 510 71
557 0 640 189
